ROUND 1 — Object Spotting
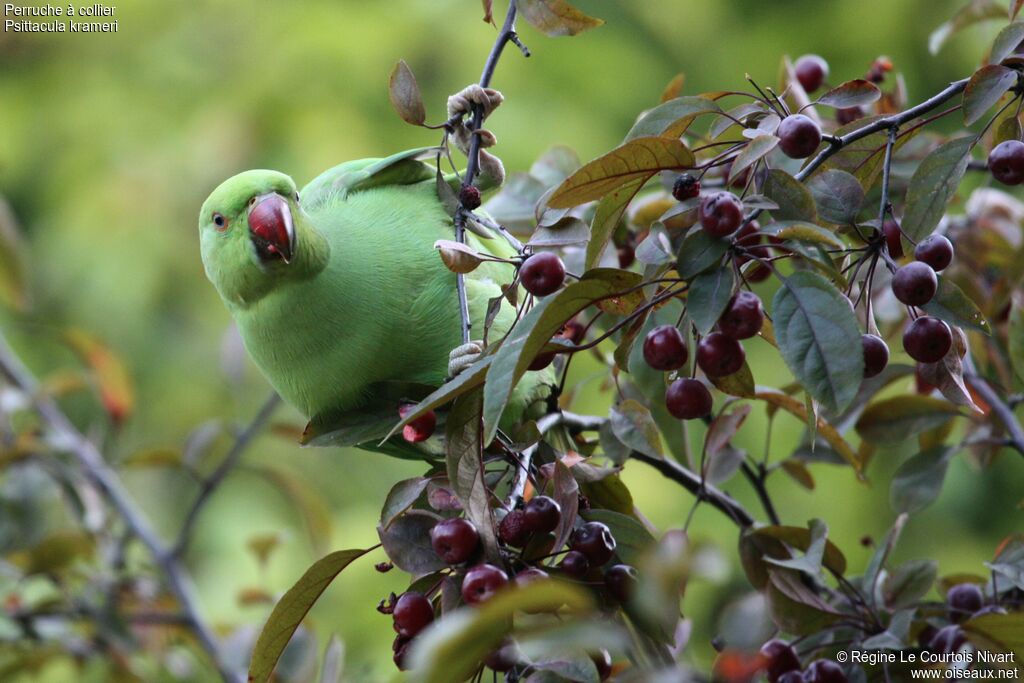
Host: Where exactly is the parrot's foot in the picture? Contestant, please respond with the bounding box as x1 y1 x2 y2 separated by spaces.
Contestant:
447 85 505 189
448 340 484 377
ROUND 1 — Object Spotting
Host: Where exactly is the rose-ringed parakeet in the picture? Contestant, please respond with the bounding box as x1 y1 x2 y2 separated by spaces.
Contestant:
198 87 554 459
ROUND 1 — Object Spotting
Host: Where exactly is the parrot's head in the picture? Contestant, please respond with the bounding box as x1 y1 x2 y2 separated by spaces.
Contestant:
199 170 325 306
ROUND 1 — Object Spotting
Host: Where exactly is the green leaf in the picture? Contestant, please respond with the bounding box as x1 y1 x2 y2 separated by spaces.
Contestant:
688 266 736 335
406 580 594 683
380 478 429 529
890 446 956 514
585 177 644 270
730 135 780 181
249 549 369 683
388 60 426 126
763 169 818 222
514 0 604 37
921 276 991 334
634 222 674 266
901 136 974 242
884 559 938 610
378 512 446 575
676 228 729 279
703 404 751 485
710 361 756 398
993 22 1024 62
817 80 881 109
987 535 1024 591
386 358 491 440
963 611 1024 666
863 514 908 601
806 170 864 225
581 509 656 566
766 568 842 635
446 390 501 563
764 519 831 576
0 199 29 311
772 271 864 414
818 118 921 192
548 137 694 209
930 0 1006 54
625 96 723 141
610 399 663 459
1010 292 1024 382
963 64 1018 125
855 395 961 444
763 221 845 249
755 521 847 576
632 531 688 644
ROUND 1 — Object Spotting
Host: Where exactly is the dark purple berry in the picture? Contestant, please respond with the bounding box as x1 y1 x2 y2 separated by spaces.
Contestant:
759 639 801 683
861 334 889 378
484 639 520 672
696 332 746 378
498 509 531 547
392 592 434 638
836 107 864 125
666 378 713 420
672 173 701 201
718 291 764 340
882 218 905 259
989 140 1024 185
891 261 937 306
571 521 617 566
461 564 509 605
559 550 590 577
430 518 480 565
523 495 561 534
604 564 638 602
592 650 613 681
699 192 744 237
947 583 984 621
929 624 967 654
643 325 688 371
520 252 566 297
914 234 954 272
459 184 481 210
806 659 848 683
778 114 823 159
393 635 412 670
515 567 549 586
903 317 952 363
778 673 806 683
795 54 829 92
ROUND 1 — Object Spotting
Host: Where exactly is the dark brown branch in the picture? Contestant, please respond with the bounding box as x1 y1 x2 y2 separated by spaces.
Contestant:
0 333 243 683
965 373 1024 457
631 451 756 528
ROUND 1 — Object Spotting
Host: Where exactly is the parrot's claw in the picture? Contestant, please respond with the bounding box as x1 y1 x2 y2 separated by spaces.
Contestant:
447 85 506 189
448 340 485 377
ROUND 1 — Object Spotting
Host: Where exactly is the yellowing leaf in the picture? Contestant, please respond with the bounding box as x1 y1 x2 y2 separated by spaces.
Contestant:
64 329 134 424
515 0 604 37
755 387 861 473
549 137 694 209
434 240 486 274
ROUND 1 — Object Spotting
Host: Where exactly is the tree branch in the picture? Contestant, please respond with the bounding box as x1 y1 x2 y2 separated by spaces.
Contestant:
0 333 243 683
172 392 280 559
965 373 1024 457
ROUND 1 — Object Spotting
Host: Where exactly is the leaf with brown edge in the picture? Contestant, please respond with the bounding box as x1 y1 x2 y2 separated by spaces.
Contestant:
434 240 486 274
249 548 370 683
917 326 981 411
514 0 603 37
855 395 962 445
481 0 494 24
730 135 779 182
964 64 1018 125
660 73 685 103
816 80 881 109
625 96 722 141
388 60 426 126
1014 0 1024 20
585 176 644 270
548 137 694 209
755 387 860 473
64 329 135 425
710 361 756 398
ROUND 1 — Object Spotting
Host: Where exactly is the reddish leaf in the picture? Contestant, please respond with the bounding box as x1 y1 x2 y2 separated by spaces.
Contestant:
816 79 881 109
481 0 494 24
63 329 135 424
515 0 604 37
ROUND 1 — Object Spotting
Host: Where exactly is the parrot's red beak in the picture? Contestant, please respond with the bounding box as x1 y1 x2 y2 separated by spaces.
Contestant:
248 193 296 264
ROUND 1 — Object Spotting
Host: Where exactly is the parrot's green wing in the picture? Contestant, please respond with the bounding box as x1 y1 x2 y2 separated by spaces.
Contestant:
300 147 440 211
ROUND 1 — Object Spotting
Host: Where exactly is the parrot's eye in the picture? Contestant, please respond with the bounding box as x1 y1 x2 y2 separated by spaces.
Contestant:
212 212 227 231
294 192 300 203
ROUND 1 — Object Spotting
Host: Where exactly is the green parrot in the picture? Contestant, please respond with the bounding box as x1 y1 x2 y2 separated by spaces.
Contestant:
198 147 554 458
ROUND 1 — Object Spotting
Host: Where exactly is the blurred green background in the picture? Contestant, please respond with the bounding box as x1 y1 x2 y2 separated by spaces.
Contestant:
1 0 1022 680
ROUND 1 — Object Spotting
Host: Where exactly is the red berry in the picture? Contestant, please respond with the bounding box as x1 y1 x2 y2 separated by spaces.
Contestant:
515 567 549 586
392 592 434 638
571 521 617 566
882 218 905 259
617 244 636 269
861 334 889 378
559 550 590 577
794 54 829 92
903 316 952 363
459 184 481 210
699 192 744 237
393 635 412 670
484 639 520 672
523 495 561 534
947 583 984 621
666 378 713 420
929 625 967 654
560 318 586 344
529 351 556 371
498 509 531 547
461 564 509 605
696 332 746 378
399 404 436 443
914 234 954 272
745 261 771 282
672 173 701 201
430 518 480 565
989 140 1024 185
759 639 801 683
604 564 638 603
891 261 937 306
642 325 688 371
718 291 764 340
836 107 864 125
866 57 893 85
806 660 848 683
778 114 823 159
520 252 566 297
592 650 613 681
734 220 762 248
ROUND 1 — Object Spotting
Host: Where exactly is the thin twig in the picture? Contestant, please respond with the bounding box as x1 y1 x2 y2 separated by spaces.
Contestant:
965 372 1024 457
0 333 243 683
172 393 281 558
741 462 781 525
